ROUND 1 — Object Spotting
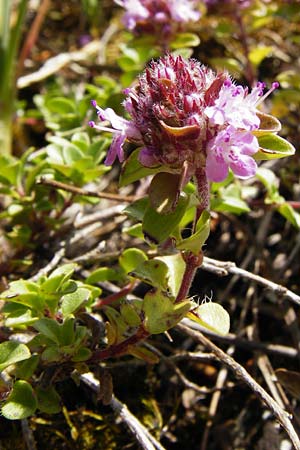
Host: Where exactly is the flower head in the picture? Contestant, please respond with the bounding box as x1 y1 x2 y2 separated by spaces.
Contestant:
114 0 200 38
90 54 278 182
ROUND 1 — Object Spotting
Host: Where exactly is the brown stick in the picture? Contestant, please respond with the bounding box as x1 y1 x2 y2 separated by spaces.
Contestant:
37 177 139 203
18 0 51 75
177 323 300 450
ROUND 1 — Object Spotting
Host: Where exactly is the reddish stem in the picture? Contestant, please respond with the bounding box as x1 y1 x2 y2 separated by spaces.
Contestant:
250 199 300 210
175 251 203 303
18 0 51 75
89 325 149 362
94 282 135 308
175 167 210 303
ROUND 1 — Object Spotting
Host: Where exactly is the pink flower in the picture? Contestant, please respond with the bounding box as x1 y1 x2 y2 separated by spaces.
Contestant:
89 101 142 165
204 80 264 131
123 54 225 169
114 0 200 38
206 126 258 182
89 55 279 183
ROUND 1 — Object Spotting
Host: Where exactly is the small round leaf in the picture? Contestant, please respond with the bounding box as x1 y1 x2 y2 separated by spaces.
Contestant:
2 380 37 420
189 302 230 335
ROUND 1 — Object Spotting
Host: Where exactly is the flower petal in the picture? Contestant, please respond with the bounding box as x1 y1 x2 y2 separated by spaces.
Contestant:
104 133 126 166
229 154 257 178
206 151 229 182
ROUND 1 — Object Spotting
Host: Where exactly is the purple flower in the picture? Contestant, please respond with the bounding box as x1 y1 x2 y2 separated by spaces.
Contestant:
89 101 142 165
204 80 264 131
206 126 258 182
114 0 200 38
123 54 225 169
89 54 278 183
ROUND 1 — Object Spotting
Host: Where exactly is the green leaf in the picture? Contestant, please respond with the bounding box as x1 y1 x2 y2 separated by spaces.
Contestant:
36 385 61 414
120 303 141 327
46 97 76 114
0 156 22 186
2 280 39 296
278 203 300 229
131 259 169 291
71 347 92 362
104 307 128 343
131 253 185 297
143 193 189 244
60 318 76 346
123 197 148 221
1 290 45 312
188 302 230 335
143 289 191 334
0 342 31 371
170 32 200 49
123 223 144 239
33 318 61 344
177 210 210 254
119 148 164 187
41 346 62 362
148 172 181 213
209 57 242 75
254 134 296 160
62 145 84 165
256 167 278 192
211 196 250 214
249 46 273 67
15 355 39 380
40 263 77 293
4 306 39 328
2 380 37 420
71 131 90 151
61 287 91 316
86 267 120 284
119 248 148 273
155 254 186 297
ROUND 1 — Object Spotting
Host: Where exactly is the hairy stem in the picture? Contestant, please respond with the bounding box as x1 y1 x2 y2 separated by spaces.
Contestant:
175 167 210 303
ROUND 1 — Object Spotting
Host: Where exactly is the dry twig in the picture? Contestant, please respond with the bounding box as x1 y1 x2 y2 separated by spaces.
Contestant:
177 323 300 450
202 256 300 306
17 24 119 89
37 177 138 203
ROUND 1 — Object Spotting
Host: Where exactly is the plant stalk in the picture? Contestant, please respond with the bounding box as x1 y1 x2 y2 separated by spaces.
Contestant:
175 167 210 303
0 0 28 155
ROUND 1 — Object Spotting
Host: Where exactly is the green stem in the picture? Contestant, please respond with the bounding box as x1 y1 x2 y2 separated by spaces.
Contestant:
0 0 28 155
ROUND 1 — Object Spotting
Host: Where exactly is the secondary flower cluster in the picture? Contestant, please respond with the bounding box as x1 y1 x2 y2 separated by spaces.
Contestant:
114 0 200 39
89 54 278 182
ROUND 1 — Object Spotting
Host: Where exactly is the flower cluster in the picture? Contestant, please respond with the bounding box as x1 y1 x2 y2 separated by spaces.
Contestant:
114 0 200 39
90 54 278 182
